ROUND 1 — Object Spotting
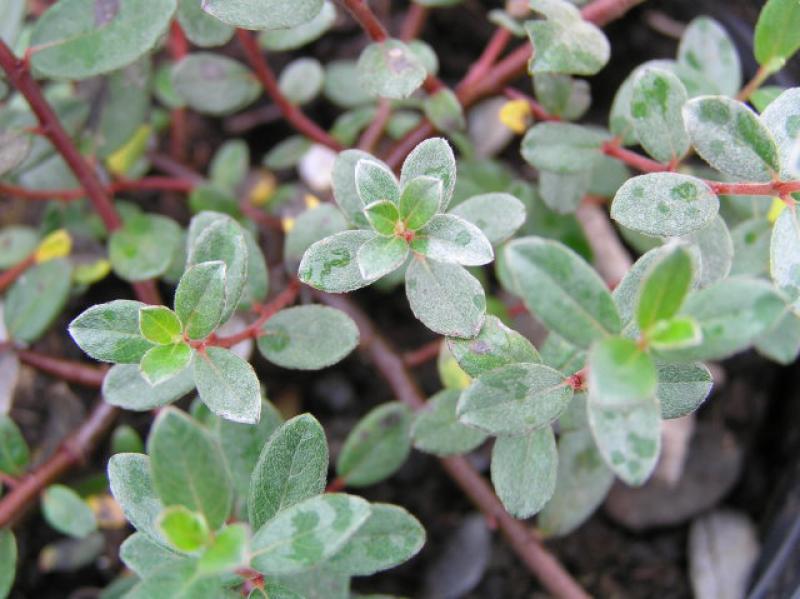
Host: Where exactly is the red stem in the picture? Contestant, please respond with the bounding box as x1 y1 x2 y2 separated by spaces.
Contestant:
0 176 196 201
601 140 670 173
168 22 189 162
0 255 34 293
504 87 561 122
458 28 512 92
357 98 392 151
325 477 347 493
16 350 107 387
402 339 441 367
400 3 429 40
337 0 389 41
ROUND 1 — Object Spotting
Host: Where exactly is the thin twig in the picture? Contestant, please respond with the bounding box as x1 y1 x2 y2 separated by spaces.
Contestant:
16 350 108 388
402 339 441 367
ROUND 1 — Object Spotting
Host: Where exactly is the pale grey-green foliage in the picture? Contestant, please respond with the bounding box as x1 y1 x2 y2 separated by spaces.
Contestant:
202 0 324 30
534 73 591 121
656 363 713 419
108 453 167 544
121 533 187 578
400 138 457 209
299 230 377 292
0 227 37 269
69 300 154 364
175 261 227 340
259 1 336 51
677 17 741 97
762 88 800 179
279 58 324 105
4 259 72 344
172 54 260 115
447 315 540 377
521 122 608 174
41 485 97 539
357 236 409 279
411 389 488 456
756 308 800 364
684 215 734 288
0 529 17 599
324 60 373 109
449 193 526 244
357 40 427 100
356 159 401 206
770 208 800 311
193 347 261 424
109 213 182 281
178 0 234 47
284 204 348 264
103 363 195 411
411 214 494 266
631 67 690 163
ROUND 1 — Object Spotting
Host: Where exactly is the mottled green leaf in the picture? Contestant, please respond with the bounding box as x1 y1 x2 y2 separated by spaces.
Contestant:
760 88 800 179
259 1 336 51
120 532 187 577
631 67 690 163
400 138 457 210
521 122 608 174
109 213 181 281
172 54 259 115
677 17 741 97
357 235 409 280
399 176 442 231
770 208 800 311
588 337 657 407
731 218 771 276
103 363 195 411
4 259 72 344
194 347 261 424
656 362 713 419
449 192 526 244
756 306 800 364
108 453 167 544
299 230 378 292
411 389 488 456
69 300 154 364
411 214 493 266
284 204 348 264
279 58 324 105
447 315 540 377
357 39 426 99
364 200 400 236
175 261 226 340
0 529 17 599
534 73 591 121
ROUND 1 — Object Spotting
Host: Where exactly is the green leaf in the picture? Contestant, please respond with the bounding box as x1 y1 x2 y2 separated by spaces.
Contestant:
754 0 800 71
251 493 371 575
521 122 608 174
491 427 557 518
657 362 713 419
30 0 175 79
257 305 359 370
172 54 260 115
109 213 181 281
760 88 800 180
279 58 324 105
327 503 425 576
448 193 526 244
588 337 657 407
125 560 231 599
203 0 324 30
682 96 780 182
447 315 540 377
0 415 29 476
357 39 427 99
0 529 17 599
111 425 144 455
299 230 378 292
103 363 195 411
405 257 486 338
756 307 800 364
364 200 401 236
356 159 401 207
684 215 734 288
751 86 786 112
411 389 488 456
538 427 614 536
68 300 155 364
4 259 72 344
636 245 694 331
631 67 690 163
140 343 194 385
534 73 591 121
424 88 466 132
399 176 443 231
331 150 373 226
108 453 166 544
357 235 409 280
731 218 771 276
175 261 227 340
324 59 372 109
264 136 312 170
770 208 800 311
148 408 233 530
0 227 37 269
647 316 702 350
157 506 210 553
210 141 249 193
248 414 328 530
610 173 719 237
538 169 591 215
410 214 494 266
0 131 31 178
198 523 248 575
504 237 620 348
400 138 457 210
525 0 610 75
259 1 336 51
284 204 348 265
194 347 261 424
336 402 412 487
120 532 187 578
677 17 741 97
177 0 234 47
139 306 183 346
457 363 572 435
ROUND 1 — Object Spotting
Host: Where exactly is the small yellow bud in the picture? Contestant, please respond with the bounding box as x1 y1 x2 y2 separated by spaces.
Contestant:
106 125 152 177
499 99 532 134
249 171 277 206
74 259 111 285
282 217 296 233
34 229 71 263
768 196 787 223
304 194 321 209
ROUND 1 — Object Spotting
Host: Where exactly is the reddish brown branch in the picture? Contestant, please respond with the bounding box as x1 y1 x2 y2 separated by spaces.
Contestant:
504 87 561 122
16 350 108 388
402 339 441 367
400 3 429 41
0 176 196 202
357 98 392 152
459 28 512 92
337 0 389 41
0 255 34 294
601 139 670 173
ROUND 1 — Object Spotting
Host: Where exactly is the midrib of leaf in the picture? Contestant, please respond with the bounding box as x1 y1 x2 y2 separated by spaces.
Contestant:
469 380 568 415
274 430 317 514
416 256 464 314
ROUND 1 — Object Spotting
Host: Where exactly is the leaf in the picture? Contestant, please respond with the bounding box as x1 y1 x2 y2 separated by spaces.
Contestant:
437 343 472 391
203 0 324 30
611 173 719 237
534 73 591 121
0 529 16 599
588 336 657 408
411 214 494 266
157 506 210 553
108 453 166 544
447 315 540 377
756 307 800 364
648 316 702 350
299 230 378 292
525 0 610 76
760 88 800 180
357 39 427 99
120 532 187 577
330 150 374 226
491 427 557 518
631 67 690 163
284 204 348 265
0 226 37 269
0 415 29 476
356 159 401 207
257 305 359 370
68 300 156 364
754 0 800 71
30 0 175 79
538 428 614 536
4 259 72 344
521 122 608 174
250 494 371 575
140 343 194 385
769 208 800 313
336 402 413 487
364 200 401 236
411 389 488 456
327 503 425 576
657 362 713 419
210 140 249 193
259 1 336 51
449 193 526 244
400 138 457 210
103 363 195 411
424 88 466 132
0 131 31 178
731 218 771 276
109 213 182 281
684 215 734 288
148 408 233 530
279 58 324 105
175 261 227 340
538 169 591 215
125 560 231 599
248 414 328 530
457 363 572 435
139 306 183 345
177 0 233 47
197 523 248 575
399 176 443 231
677 17 741 97
194 347 261 424
637 245 694 331
504 237 620 348
324 59 373 109
357 235 409 280
682 96 780 182
405 257 486 338
172 54 260 115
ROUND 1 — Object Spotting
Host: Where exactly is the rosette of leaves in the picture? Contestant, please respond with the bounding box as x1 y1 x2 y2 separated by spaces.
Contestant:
299 138 526 338
68 211 359 424
107 407 425 596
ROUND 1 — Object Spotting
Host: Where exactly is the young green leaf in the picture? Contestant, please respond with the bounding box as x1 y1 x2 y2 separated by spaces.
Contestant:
647 316 702 350
411 214 494 266
364 200 401 236
521 123 608 174
677 17 741 97
41 485 96 539
69 300 155 364
448 193 526 244
148 409 233 530
611 173 719 237
177 0 234 48
157 506 211 553
357 235 409 280
327 504 425 576
400 138 457 210
0 415 29 476
257 305 359 370
203 0 324 31
336 402 412 487
504 237 620 348
588 337 657 407
175 261 227 340
447 315 540 377
399 176 443 231
4 259 72 344
139 306 183 346
411 389 488 456
299 230 378 292
172 54 260 115
0 529 17 599
457 363 572 435
357 39 427 99
103 363 195 411
491 427 557 518
248 414 328 530
197 523 248 575
405 257 486 338
631 67 690 163
754 0 800 72
193 347 261 424
259 1 336 51
657 363 713 419
111 425 145 456
140 343 194 386
356 160 401 206
637 245 694 331
761 88 800 181
682 96 780 181
424 88 466 132
108 213 181 281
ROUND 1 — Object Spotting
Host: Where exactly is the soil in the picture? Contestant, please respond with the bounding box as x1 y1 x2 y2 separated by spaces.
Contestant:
4 1 800 598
